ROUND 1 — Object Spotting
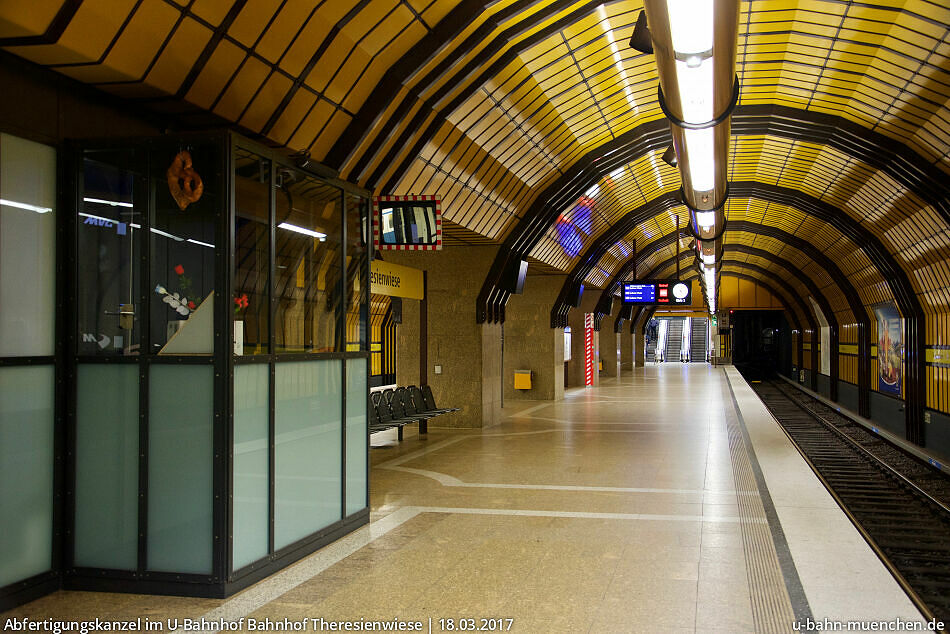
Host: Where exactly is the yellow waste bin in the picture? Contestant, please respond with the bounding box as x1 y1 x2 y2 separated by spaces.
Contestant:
514 370 532 390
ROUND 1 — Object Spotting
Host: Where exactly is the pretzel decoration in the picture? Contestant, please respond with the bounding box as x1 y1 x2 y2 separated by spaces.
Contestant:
166 150 204 211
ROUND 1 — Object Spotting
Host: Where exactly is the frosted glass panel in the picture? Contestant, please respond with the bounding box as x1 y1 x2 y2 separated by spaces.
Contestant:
275 361 342 549
233 364 269 570
345 359 368 515
148 365 213 573
0 366 54 587
0 134 56 356
74 364 139 570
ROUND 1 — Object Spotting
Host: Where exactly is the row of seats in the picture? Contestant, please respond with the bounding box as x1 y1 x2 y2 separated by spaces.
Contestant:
370 385 459 440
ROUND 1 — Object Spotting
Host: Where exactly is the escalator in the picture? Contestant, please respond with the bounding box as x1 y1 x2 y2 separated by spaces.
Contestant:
690 318 708 362
665 318 683 362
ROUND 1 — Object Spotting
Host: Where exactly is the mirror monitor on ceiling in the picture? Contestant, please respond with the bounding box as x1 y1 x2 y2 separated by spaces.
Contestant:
373 196 442 250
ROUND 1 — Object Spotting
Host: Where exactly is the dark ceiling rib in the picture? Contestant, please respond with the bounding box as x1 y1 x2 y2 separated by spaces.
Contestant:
541 182 914 423
322 0 535 171
476 106 950 326
549 183 900 330
596 222 862 322
369 0 607 190
644 259 804 334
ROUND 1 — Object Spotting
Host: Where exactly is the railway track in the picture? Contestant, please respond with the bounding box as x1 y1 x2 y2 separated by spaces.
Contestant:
744 374 950 622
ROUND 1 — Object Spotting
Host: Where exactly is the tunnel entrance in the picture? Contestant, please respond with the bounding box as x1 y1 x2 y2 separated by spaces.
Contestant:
731 310 792 379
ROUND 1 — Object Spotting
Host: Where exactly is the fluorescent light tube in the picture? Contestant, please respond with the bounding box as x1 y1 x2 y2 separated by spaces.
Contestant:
683 128 716 191
151 228 184 241
694 210 716 230
1 198 52 213
186 238 215 248
675 59 714 124
83 197 133 208
666 0 714 56
279 222 327 239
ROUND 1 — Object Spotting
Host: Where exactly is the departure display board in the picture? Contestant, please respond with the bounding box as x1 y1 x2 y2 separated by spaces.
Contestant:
623 283 656 304
622 280 692 305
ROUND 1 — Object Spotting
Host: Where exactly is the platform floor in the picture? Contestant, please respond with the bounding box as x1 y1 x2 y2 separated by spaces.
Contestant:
3 365 928 633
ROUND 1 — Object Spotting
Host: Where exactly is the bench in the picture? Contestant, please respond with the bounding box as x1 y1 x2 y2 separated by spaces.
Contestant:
369 385 459 440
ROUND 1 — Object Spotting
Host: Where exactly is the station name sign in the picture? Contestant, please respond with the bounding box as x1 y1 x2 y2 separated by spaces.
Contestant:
622 280 692 306
370 260 424 300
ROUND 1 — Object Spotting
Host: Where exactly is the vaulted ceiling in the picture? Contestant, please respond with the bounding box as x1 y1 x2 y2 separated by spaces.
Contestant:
2 0 949 321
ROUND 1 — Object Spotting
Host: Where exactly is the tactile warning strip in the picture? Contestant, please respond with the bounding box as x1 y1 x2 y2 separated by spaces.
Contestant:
723 370 811 632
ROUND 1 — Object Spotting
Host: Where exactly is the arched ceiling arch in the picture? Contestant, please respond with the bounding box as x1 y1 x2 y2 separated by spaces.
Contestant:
629 258 812 339
545 183 917 328
0 0 947 332
595 222 870 331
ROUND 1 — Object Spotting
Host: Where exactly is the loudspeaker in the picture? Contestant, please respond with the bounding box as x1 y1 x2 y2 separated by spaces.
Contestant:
390 297 403 324
567 282 584 308
499 258 529 294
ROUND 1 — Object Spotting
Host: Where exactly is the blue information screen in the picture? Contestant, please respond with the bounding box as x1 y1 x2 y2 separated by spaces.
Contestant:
622 281 692 305
623 283 656 304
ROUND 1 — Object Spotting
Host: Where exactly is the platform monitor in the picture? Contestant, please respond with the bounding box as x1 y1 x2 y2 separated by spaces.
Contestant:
622 280 692 305
623 283 656 304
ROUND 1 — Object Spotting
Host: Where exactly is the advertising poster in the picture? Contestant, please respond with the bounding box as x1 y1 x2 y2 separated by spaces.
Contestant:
873 302 902 396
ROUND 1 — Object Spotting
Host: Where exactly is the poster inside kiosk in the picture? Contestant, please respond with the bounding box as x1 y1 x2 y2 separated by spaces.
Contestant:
371 260 425 300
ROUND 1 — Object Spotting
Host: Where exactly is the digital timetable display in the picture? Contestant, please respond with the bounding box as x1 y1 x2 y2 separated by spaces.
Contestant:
621 280 692 305
623 283 656 303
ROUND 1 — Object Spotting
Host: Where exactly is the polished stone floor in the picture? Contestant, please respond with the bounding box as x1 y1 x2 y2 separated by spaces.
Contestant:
2 365 926 633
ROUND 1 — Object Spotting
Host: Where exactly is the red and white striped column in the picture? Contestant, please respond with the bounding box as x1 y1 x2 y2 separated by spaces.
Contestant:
584 313 594 387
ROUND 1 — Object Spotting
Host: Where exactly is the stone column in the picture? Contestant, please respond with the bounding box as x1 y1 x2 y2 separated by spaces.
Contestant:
620 329 633 375
504 274 567 401
389 245 501 428
598 311 618 378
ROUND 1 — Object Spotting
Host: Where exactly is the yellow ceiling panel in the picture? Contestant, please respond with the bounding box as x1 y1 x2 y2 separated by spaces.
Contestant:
240 72 294 132
420 1 453 26
268 89 319 147
229 0 282 48
0 0 63 39
311 109 354 161
184 38 245 109
4 0 136 66
214 56 270 122
346 0 401 41
255 0 321 63
191 0 236 27
306 31 358 96
145 17 213 96
101 0 179 81
281 11 334 77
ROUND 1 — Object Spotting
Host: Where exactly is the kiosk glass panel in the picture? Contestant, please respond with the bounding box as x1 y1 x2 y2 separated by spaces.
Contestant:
346 194 369 351
0 366 54 587
150 142 220 355
234 150 271 355
78 151 142 356
74 364 139 570
0 134 56 356
233 364 269 570
275 174 343 353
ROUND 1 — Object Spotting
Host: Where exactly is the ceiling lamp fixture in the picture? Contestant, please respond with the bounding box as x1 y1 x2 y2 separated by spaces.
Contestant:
638 0 739 314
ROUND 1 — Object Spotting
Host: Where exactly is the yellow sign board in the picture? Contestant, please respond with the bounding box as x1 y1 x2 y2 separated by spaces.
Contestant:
371 260 424 300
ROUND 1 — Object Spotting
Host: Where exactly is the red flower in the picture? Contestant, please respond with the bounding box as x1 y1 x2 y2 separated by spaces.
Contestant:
174 264 185 275
187 300 196 309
